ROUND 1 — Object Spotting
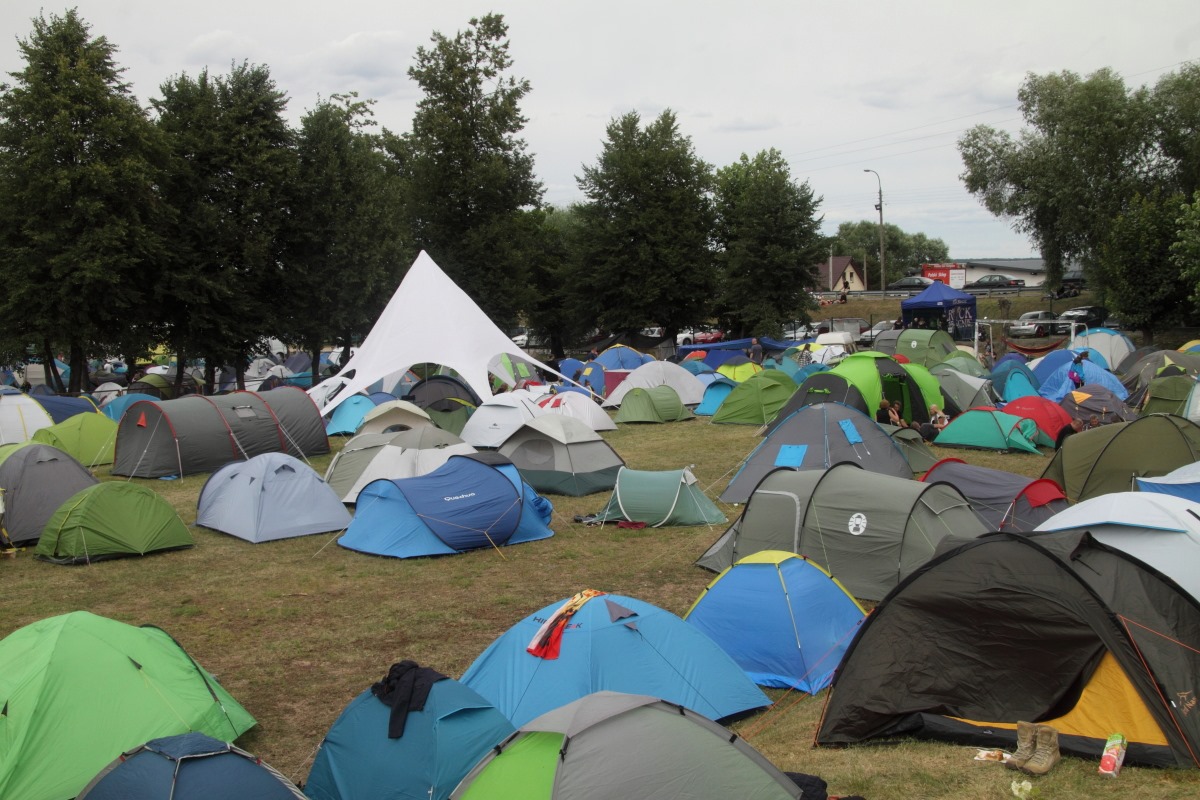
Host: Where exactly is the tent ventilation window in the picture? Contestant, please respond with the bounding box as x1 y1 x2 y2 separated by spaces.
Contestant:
233 406 257 419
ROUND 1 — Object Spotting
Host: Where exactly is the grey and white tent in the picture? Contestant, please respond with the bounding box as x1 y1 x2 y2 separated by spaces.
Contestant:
460 394 545 449
355 399 434 436
498 415 624 496
721 402 912 504
0 442 99 544
0 388 53 444
534 391 616 431
1033 491 1200 601
324 427 477 503
112 387 329 478
450 692 802 799
197 453 351 542
700 462 988 600
601 360 706 408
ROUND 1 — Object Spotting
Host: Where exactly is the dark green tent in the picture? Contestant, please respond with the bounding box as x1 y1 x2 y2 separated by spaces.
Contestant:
613 386 693 424
1041 413 1200 502
36 482 194 564
711 371 798 425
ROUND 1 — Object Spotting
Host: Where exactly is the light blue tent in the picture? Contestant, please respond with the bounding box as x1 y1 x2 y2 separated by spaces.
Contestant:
306 667 514 800
102 393 151 422
990 361 1040 402
1030 349 1076 384
196 453 351 543
594 344 652 371
338 454 553 559
1038 359 1128 403
694 376 738 416
461 590 770 728
684 551 866 693
325 395 378 436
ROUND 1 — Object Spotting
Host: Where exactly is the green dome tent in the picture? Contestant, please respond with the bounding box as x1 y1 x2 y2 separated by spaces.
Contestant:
1042 413 1200 502
30 412 118 466
872 328 957 367
711 370 798 425
0 611 255 800
36 482 194 564
776 352 944 428
613 386 693 424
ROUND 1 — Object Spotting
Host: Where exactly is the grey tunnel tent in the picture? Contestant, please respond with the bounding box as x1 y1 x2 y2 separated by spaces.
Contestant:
112 387 329 478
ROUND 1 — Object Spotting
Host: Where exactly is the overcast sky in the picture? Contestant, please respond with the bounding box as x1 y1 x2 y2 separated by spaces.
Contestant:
3 2 1198 259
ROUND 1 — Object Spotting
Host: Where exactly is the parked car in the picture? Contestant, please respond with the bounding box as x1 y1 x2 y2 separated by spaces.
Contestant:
1053 305 1109 335
858 320 896 346
965 274 1026 292
1007 310 1058 338
677 327 724 346
510 327 529 347
886 276 934 292
783 323 817 341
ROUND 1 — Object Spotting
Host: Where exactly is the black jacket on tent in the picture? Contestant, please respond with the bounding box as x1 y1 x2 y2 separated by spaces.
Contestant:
817 532 1200 768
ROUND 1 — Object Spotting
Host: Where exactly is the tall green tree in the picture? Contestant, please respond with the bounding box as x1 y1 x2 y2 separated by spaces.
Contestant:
831 221 948 289
713 149 824 337
153 62 294 388
1170 191 1200 311
1153 64 1200 198
0 10 169 391
575 110 716 339
958 68 1158 288
1100 190 1189 341
284 94 409 378
400 13 542 326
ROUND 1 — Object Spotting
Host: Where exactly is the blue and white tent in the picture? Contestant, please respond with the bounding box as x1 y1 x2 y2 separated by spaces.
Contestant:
1038 358 1128 403
338 454 553 559
306 666 514 800
461 590 770 728
685 551 866 693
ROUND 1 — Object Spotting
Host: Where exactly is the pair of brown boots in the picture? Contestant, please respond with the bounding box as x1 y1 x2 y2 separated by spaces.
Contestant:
1007 721 1061 775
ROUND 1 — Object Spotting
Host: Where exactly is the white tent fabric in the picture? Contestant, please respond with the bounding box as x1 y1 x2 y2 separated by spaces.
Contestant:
1034 491 1200 601
91 382 125 408
536 391 616 431
356 400 433 436
1069 328 1135 370
460 394 547 448
309 252 564 417
0 390 53 445
601 361 706 408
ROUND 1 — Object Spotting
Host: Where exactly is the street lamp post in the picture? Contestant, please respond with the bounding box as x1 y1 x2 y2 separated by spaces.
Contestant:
864 169 885 292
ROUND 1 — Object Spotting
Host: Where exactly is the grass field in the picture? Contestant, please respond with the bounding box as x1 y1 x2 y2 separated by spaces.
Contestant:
5 294 1199 799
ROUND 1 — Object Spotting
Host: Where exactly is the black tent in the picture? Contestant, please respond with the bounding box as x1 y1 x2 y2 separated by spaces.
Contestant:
817 532 1200 768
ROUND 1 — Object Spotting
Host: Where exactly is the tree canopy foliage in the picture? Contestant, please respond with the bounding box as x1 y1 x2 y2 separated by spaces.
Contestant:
959 65 1200 333
831 221 949 289
574 110 717 339
713 149 824 337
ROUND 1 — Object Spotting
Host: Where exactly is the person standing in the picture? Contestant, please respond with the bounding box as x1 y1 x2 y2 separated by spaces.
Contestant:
795 343 813 368
748 337 763 365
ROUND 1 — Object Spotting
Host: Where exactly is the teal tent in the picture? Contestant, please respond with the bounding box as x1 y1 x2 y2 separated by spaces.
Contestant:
933 409 1045 454
596 467 725 527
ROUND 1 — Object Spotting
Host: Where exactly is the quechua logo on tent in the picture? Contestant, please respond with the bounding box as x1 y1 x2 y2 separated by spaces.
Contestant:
443 493 476 502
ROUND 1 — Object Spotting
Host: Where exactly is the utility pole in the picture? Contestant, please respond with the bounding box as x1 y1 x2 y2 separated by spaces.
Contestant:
864 169 885 292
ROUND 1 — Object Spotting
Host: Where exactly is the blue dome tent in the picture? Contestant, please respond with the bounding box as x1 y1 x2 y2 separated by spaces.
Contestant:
461 590 770 727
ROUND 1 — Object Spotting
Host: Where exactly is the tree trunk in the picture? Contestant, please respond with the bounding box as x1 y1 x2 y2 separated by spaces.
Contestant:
308 339 321 389
173 348 186 396
69 342 85 394
42 339 65 393
204 358 217 396
236 349 246 391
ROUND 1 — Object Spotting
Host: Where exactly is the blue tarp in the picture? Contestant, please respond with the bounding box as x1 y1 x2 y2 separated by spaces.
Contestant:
461 592 769 727
338 455 553 559
685 553 865 692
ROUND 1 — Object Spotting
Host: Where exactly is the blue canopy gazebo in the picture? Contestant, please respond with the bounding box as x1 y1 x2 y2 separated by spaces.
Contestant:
900 282 976 340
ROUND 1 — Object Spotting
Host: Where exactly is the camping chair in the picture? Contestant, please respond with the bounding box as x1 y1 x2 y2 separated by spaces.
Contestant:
0 488 16 555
